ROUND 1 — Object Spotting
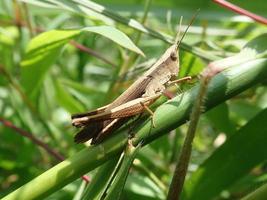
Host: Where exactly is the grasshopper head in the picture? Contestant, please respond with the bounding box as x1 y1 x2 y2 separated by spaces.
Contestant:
170 49 178 61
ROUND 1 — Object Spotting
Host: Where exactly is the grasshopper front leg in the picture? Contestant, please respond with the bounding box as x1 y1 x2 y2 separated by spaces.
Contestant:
167 76 192 86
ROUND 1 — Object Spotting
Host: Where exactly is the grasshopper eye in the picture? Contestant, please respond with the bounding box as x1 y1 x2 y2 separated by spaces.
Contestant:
170 52 177 61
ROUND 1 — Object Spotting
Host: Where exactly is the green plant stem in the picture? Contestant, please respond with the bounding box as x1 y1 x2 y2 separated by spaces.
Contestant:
3 133 128 200
0 117 90 183
22 2 34 37
166 74 210 200
242 183 267 200
70 40 117 67
3 59 267 200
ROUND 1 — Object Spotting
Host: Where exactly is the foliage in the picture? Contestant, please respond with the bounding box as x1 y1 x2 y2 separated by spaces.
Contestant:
0 0 266 200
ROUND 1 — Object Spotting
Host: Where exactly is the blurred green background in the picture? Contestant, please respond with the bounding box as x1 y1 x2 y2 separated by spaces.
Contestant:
0 0 266 199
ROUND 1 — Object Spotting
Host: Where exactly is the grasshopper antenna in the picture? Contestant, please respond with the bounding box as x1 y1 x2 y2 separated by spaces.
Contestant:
175 9 200 48
174 16 183 45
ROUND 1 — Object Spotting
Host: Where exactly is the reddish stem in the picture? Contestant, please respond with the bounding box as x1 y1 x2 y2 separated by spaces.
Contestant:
0 117 90 183
213 0 267 25
70 40 117 67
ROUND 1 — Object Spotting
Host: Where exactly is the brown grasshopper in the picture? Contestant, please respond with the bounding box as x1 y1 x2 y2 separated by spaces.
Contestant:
71 16 196 144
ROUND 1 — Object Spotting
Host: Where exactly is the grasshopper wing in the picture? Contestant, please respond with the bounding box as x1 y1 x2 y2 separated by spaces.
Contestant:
71 104 110 119
74 121 104 143
72 94 160 128
74 118 128 144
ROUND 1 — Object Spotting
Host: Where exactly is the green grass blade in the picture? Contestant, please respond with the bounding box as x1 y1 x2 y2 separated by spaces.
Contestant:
104 142 141 200
82 156 120 200
184 108 267 200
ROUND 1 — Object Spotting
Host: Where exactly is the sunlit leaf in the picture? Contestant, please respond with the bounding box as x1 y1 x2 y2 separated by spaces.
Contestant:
82 26 144 57
20 26 143 99
244 33 267 56
21 30 81 99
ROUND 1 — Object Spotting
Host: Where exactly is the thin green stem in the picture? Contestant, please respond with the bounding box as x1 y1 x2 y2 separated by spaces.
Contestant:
100 153 124 199
166 75 210 200
81 156 121 199
22 2 34 37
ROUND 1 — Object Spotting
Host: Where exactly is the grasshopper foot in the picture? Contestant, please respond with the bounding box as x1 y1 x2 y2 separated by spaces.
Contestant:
151 115 156 128
140 101 156 128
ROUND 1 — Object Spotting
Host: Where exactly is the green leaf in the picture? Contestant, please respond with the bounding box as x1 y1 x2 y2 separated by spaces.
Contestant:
20 0 217 60
82 26 144 57
242 182 267 200
0 27 19 46
244 33 267 57
21 29 81 99
228 100 262 126
208 34 267 72
54 79 84 113
73 181 87 200
184 108 267 200
82 157 120 200
179 51 205 77
105 142 141 200
20 26 143 99
19 0 57 8
205 103 236 136
125 174 165 200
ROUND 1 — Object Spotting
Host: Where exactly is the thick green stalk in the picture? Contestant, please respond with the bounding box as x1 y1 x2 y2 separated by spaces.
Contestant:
3 59 267 200
3 133 128 200
242 183 267 200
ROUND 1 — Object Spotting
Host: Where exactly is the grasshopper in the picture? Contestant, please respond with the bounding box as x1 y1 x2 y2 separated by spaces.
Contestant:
71 15 196 144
